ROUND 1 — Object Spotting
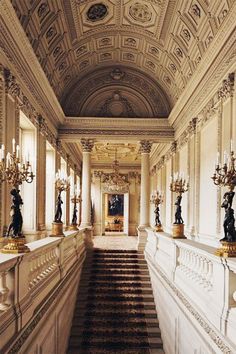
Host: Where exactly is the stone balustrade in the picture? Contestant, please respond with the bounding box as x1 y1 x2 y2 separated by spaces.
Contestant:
0 228 88 354
145 228 236 354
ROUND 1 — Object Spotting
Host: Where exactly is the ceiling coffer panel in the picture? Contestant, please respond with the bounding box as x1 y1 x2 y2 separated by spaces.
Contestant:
11 0 234 115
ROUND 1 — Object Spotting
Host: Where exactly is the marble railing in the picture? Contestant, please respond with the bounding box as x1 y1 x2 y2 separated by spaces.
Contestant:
0 228 88 354
145 229 236 354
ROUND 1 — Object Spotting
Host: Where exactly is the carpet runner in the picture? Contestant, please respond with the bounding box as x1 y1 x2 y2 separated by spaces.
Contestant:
67 249 164 354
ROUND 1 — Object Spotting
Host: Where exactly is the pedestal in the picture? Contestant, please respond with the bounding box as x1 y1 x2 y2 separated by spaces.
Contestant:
50 222 64 237
172 224 186 239
1 237 30 254
215 241 236 257
155 225 163 232
68 224 78 231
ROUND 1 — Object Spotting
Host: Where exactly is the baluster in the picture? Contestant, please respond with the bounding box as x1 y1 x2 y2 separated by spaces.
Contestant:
0 271 10 311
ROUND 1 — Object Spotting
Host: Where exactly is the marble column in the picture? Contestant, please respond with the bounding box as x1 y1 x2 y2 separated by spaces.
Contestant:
137 140 152 251
80 139 94 228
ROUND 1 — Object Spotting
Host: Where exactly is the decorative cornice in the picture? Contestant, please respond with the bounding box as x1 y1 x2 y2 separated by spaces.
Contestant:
59 128 174 141
140 140 152 153
81 138 95 152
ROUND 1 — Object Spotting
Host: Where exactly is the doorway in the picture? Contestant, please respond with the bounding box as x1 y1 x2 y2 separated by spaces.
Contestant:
102 193 129 235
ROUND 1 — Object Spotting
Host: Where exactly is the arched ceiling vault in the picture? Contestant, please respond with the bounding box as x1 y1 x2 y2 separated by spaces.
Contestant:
11 0 233 118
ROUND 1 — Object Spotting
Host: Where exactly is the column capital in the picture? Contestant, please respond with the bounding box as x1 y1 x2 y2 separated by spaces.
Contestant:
81 139 94 152
140 140 152 154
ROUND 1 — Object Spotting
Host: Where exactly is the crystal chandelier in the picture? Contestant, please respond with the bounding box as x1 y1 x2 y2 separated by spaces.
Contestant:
104 150 129 193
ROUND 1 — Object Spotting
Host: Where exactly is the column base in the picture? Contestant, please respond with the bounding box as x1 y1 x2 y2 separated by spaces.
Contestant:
215 241 236 257
1 237 30 254
172 224 186 239
50 222 64 237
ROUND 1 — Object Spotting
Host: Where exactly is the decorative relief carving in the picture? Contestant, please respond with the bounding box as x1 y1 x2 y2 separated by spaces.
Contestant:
181 28 191 42
99 37 112 47
110 68 124 80
87 3 108 22
129 3 152 23
4 69 20 97
98 91 137 118
191 4 201 18
124 37 137 47
46 26 57 42
140 140 152 154
218 73 235 100
81 139 94 152
37 2 49 19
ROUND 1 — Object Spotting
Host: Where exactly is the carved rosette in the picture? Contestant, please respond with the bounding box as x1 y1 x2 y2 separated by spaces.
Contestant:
140 140 152 154
81 139 94 152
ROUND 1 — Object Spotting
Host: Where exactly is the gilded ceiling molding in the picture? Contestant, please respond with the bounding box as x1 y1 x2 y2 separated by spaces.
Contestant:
81 139 95 153
140 140 152 154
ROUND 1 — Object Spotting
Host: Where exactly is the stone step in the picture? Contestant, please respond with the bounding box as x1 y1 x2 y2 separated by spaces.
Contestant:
92 259 146 264
70 327 161 337
79 282 152 290
73 309 158 319
83 269 150 275
72 318 159 328
69 337 163 349
91 264 148 269
87 275 150 281
92 254 145 259
68 349 164 354
93 249 140 254
76 302 156 311
78 287 153 295
77 294 155 302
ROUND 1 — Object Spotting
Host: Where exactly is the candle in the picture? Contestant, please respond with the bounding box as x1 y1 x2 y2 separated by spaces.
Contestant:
1 144 5 160
12 138 15 153
16 145 20 158
6 153 10 168
231 139 233 152
216 152 220 165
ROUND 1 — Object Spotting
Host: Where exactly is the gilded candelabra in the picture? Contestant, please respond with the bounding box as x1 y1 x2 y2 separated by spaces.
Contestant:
211 148 236 257
50 170 71 237
170 173 189 238
0 139 34 253
69 185 81 231
151 190 164 232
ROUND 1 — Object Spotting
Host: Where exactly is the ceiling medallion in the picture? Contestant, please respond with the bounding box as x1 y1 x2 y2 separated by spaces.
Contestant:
129 3 152 23
87 3 108 22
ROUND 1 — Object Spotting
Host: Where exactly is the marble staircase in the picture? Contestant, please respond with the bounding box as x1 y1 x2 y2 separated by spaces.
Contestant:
67 248 164 354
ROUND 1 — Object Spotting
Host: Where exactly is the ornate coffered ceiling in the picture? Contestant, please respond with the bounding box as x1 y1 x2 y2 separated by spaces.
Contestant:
11 0 234 118
91 142 141 165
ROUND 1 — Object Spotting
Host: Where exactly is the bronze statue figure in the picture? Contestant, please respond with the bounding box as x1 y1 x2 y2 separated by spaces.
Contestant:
221 192 236 242
72 203 78 225
7 188 23 238
54 192 63 223
174 195 184 224
154 205 161 226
